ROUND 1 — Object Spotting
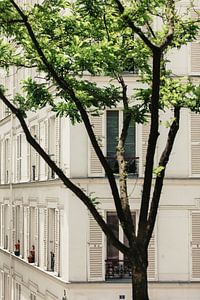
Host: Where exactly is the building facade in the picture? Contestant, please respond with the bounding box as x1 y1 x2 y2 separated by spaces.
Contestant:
0 1 200 300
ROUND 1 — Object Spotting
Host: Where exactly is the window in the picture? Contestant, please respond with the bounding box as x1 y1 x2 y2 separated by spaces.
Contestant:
44 208 60 274
106 111 137 175
105 211 136 279
27 207 38 264
30 126 38 181
13 205 23 256
16 134 22 181
15 283 21 300
3 204 9 250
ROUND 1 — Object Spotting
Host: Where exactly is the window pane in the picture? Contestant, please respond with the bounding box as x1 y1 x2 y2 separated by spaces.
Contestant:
107 212 119 260
106 111 119 158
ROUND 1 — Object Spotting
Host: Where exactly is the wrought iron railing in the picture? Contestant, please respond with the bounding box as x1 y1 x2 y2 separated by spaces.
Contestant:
106 156 139 176
105 259 132 280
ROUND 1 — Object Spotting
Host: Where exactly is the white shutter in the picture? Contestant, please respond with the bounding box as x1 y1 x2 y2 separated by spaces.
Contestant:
30 126 39 180
35 125 39 180
191 11 200 74
191 112 200 176
44 208 48 270
142 121 150 175
12 206 16 252
55 117 60 166
39 121 46 180
19 206 24 258
0 205 4 248
54 209 60 275
27 207 30 257
191 211 200 280
88 213 103 281
34 208 39 265
27 141 30 181
88 115 104 177
147 232 157 280
44 120 49 179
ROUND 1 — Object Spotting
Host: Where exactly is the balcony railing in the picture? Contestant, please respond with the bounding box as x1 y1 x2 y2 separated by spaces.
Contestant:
105 259 132 280
106 156 139 176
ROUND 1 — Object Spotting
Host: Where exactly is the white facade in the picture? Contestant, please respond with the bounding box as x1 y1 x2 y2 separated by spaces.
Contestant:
0 3 200 300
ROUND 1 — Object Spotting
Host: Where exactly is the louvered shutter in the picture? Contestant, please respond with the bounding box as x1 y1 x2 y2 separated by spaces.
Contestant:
35 125 39 180
55 117 60 166
88 115 104 177
27 207 30 257
142 121 150 176
191 11 200 74
34 208 39 265
44 120 49 179
191 211 200 280
1 205 4 248
39 121 46 180
88 213 103 281
27 141 30 181
54 209 60 275
19 206 24 258
44 208 48 270
147 232 156 280
191 112 200 176
12 206 16 252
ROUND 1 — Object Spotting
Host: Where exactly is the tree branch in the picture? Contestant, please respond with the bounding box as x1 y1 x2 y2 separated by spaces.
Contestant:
113 0 158 51
10 0 127 229
146 106 180 244
0 89 128 255
138 50 161 240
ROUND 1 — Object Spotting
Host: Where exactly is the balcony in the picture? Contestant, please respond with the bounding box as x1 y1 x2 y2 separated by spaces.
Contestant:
105 259 132 280
106 156 139 176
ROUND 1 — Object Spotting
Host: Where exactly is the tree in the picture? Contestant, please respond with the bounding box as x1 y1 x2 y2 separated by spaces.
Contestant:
0 0 200 299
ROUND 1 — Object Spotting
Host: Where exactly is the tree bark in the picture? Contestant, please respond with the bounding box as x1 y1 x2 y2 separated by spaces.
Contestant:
131 260 149 300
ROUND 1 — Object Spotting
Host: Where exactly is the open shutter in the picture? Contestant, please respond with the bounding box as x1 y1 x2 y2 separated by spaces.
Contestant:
12 206 16 252
19 206 24 258
44 208 48 270
27 141 30 181
54 209 60 275
34 208 39 265
1 205 4 248
55 117 60 166
44 120 49 179
88 115 104 177
191 112 200 176
88 213 103 281
147 232 157 280
191 211 200 280
27 207 30 257
141 121 150 176
191 11 200 74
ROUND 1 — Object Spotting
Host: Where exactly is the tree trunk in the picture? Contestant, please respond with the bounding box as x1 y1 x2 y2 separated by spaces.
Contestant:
131 262 149 300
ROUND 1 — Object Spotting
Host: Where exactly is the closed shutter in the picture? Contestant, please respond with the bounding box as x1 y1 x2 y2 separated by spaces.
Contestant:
88 115 104 177
142 121 150 175
44 208 48 270
39 121 46 180
191 112 200 176
147 232 156 280
191 11 200 74
34 208 39 265
191 211 200 280
88 213 103 281
54 209 60 275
